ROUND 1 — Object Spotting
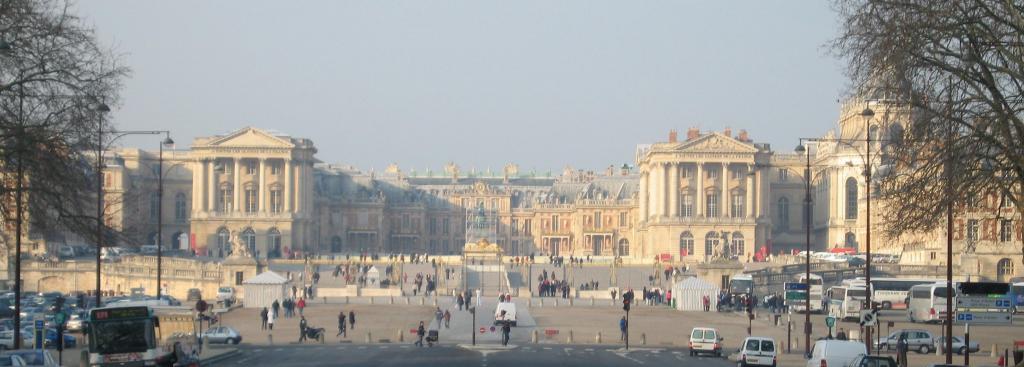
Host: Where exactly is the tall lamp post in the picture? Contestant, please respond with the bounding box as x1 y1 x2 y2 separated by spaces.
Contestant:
794 141 813 356
156 134 175 300
860 106 875 354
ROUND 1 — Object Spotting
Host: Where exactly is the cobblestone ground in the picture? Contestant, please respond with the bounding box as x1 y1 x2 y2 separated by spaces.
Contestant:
218 302 436 346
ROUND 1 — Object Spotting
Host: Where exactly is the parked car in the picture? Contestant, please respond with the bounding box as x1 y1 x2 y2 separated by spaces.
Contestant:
738 336 776 367
848 354 898 367
65 314 83 332
805 340 866 367
0 353 26 366
1 350 57 367
57 247 75 259
0 330 32 351
217 287 235 303
200 326 242 345
934 336 980 355
876 329 935 354
688 327 723 357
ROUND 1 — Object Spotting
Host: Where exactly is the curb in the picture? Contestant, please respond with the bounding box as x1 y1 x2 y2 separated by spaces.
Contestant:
201 348 240 365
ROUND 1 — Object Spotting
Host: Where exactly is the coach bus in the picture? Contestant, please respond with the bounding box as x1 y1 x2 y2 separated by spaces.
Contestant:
789 273 823 313
827 285 868 321
869 278 940 310
88 305 199 366
907 283 955 323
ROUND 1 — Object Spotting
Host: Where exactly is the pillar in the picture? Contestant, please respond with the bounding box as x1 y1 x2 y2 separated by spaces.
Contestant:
661 163 670 216
696 163 704 217
294 160 302 213
669 163 679 217
639 170 649 220
650 164 660 217
723 162 730 218
747 164 755 218
284 159 292 212
206 159 216 212
192 160 203 212
258 158 267 212
232 158 241 213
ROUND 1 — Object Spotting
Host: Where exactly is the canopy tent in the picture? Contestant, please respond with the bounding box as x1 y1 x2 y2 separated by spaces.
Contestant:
242 270 290 309
672 276 720 311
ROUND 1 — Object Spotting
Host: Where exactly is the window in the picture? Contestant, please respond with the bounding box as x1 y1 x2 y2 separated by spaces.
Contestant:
704 232 719 258
997 258 1014 282
1000 220 1013 242
270 190 282 213
966 219 979 242
846 177 858 219
219 186 233 212
268 228 282 257
619 212 627 227
681 195 693 217
242 228 256 255
594 212 602 229
244 188 257 212
1002 193 1015 208
706 192 719 218
216 228 230 257
246 161 257 175
777 197 790 230
679 232 694 257
731 193 745 218
524 219 532 235
618 238 630 256
270 163 281 175
174 193 187 221
430 218 438 235
442 218 450 235
402 214 410 229
730 232 745 256
680 168 690 178
150 192 160 220
778 169 789 181
552 215 560 232
511 219 519 235
708 169 719 179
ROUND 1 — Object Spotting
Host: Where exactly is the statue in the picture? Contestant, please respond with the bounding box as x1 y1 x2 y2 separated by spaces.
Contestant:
229 230 252 258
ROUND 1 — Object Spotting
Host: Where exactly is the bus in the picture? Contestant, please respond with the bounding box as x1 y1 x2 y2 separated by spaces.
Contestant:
87 305 199 366
869 278 941 310
907 283 955 323
826 286 868 321
787 274 823 313
729 274 754 297
1012 282 1024 314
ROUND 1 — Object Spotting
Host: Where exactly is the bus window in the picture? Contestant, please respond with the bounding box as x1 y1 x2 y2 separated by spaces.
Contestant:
933 287 952 298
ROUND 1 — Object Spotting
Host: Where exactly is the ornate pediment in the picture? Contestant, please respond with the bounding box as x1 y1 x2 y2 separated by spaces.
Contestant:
202 127 296 149
669 133 758 154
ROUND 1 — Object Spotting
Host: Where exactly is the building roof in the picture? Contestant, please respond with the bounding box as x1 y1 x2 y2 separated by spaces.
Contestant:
243 271 289 285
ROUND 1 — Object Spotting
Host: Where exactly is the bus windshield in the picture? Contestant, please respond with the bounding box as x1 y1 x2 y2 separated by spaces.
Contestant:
848 289 867 298
933 287 952 298
730 280 753 294
91 319 154 354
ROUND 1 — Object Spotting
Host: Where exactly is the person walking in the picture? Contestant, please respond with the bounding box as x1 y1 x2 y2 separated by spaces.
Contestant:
299 316 308 343
297 297 306 316
415 321 426 347
337 311 347 337
272 299 281 319
619 316 628 341
267 307 275 331
349 310 356 330
457 293 465 311
434 307 443 328
260 307 269 330
443 310 451 329
702 295 710 312
501 321 511 346
896 332 909 367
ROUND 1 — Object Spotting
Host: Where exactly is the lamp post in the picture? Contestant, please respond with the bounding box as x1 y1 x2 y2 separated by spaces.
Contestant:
794 142 812 356
860 106 875 354
157 134 175 301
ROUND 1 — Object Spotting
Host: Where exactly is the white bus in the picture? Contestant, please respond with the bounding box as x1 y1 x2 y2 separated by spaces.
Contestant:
790 273 823 313
88 305 199 366
826 286 868 321
869 278 940 310
907 283 955 323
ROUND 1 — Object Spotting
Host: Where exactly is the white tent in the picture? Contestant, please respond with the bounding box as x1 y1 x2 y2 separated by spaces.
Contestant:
242 271 290 309
672 276 720 311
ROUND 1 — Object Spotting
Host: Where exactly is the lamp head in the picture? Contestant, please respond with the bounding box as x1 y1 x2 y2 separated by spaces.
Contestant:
795 144 806 154
860 107 875 118
96 103 111 113
162 136 175 148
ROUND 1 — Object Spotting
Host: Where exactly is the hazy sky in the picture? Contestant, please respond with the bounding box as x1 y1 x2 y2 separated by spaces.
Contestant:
77 1 848 173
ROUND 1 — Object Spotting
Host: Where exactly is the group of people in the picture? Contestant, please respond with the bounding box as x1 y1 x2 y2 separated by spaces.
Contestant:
455 289 478 310
410 273 437 296
335 309 356 338
579 280 601 291
716 291 754 312
640 286 670 306
538 278 570 298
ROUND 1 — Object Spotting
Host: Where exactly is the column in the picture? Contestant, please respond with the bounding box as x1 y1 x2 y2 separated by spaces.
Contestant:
232 158 241 213
294 160 302 213
749 164 757 218
284 159 292 212
206 159 215 212
669 163 679 217
723 162 731 218
661 163 670 216
650 164 660 217
258 158 267 212
758 166 767 218
192 160 203 212
696 163 704 217
639 170 649 220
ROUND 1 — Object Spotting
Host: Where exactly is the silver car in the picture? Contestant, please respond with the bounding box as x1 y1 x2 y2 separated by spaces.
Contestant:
201 326 242 345
934 336 980 355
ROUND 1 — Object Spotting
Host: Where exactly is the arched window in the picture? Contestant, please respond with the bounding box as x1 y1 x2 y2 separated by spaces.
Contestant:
331 236 342 253
679 232 695 257
845 232 857 248
846 177 858 219
171 231 184 249
704 232 720 259
268 228 282 258
706 191 719 218
997 258 1014 282
242 228 256 256
218 184 233 212
731 232 745 257
617 238 630 257
216 227 230 257
150 192 160 219
174 193 188 221
777 197 790 230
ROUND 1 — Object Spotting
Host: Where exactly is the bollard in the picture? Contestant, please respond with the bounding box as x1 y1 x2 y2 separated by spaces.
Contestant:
346 296 350 304
590 298 595 306
390 296 394 305
370 297 375 305
540 299 544 307
406 296 410 305
554 299 559 307
267 333 273 345
433 298 438 307
532 330 538 344
595 332 602 344
397 329 404 343
991 344 998 357
366 331 372 344
323 296 327 304
420 297 425 306
567 330 574 344
641 333 646 345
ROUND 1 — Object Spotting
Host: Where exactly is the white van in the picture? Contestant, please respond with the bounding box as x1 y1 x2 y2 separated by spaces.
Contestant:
908 283 955 323
494 302 517 326
739 336 777 367
689 327 723 356
806 340 867 367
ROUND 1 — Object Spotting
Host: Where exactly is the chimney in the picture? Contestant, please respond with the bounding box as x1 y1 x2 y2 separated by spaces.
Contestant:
620 163 630 176
723 127 732 138
668 129 678 143
606 165 615 177
738 129 749 142
686 127 700 140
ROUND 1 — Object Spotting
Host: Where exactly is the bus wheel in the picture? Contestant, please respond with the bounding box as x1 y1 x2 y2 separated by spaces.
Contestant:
881 301 892 310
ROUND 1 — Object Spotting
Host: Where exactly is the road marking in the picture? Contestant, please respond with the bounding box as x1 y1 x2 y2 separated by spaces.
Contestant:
543 347 552 350
379 345 389 349
358 346 367 349
612 350 646 365
400 345 411 349
584 348 594 352
252 348 263 352
273 348 283 352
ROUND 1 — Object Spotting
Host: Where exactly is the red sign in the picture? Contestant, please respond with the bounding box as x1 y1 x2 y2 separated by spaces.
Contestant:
479 327 486 334
829 247 856 254
544 329 559 336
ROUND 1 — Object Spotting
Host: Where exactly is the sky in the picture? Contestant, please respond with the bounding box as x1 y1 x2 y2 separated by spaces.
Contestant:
75 1 849 173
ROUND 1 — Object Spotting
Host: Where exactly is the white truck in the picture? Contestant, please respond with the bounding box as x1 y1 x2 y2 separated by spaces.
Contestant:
494 302 517 326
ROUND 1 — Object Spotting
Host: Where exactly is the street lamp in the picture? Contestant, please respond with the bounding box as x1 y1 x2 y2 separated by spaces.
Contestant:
860 106 875 354
94 103 111 308
157 134 175 301
794 142 812 356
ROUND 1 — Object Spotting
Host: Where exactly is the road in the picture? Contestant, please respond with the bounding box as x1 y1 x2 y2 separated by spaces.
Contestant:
207 344 735 367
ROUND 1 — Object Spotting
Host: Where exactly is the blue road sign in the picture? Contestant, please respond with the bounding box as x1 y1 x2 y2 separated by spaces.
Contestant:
785 283 809 291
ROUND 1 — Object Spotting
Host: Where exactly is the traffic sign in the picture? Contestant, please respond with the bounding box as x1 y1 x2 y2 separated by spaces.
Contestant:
957 295 1012 309
785 283 809 291
479 327 485 334
54 311 67 326
955 312 1012 325
859 309 878 327
825 316 836 328
785 290 808 300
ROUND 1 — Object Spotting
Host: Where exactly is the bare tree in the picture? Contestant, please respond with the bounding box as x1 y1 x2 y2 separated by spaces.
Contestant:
1 0 128 348
832 0 1024 263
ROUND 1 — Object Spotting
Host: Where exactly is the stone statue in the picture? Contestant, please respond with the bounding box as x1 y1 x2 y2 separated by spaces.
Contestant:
229 230 252 258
